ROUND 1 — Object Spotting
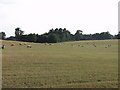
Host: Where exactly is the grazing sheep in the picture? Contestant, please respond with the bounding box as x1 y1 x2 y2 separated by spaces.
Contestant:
24 43 27 45
49 43 52 45
44 43 48 45
93 44 96 47
51 44 54 45
19 43 22 45
27 45 32 48
108 45 111 47
11 43 15 46
72 45 75 47
2 45 5 49
81 45 84 47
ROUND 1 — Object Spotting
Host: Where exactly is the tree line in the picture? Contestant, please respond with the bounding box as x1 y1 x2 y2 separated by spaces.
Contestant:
0 27 120 43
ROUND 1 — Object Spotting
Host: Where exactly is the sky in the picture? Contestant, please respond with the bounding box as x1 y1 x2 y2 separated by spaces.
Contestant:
0 0 119 37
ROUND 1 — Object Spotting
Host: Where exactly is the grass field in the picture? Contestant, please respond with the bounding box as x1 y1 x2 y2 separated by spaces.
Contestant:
2 39 118 88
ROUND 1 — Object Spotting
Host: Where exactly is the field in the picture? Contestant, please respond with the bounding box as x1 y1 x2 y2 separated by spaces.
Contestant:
2 39 118 88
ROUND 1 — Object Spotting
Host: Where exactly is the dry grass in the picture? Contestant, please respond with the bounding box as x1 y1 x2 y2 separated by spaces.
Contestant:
2 39 118 88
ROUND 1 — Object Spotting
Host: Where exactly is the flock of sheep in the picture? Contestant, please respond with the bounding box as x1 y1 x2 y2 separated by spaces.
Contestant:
63 43 112 48
1 43 32 49
1 41 112 50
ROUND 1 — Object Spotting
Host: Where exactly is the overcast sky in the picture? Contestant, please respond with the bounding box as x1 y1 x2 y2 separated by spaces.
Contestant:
0 0 119 37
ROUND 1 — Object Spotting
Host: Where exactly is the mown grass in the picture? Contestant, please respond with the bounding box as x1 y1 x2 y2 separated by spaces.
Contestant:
2 40 118 88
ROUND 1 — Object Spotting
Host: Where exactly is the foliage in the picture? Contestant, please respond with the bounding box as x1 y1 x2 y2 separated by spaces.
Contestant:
114 31 120 39
15 27 24 40
6 36 16 40
16 29 115 43
2 27 119 43
0 32 6 40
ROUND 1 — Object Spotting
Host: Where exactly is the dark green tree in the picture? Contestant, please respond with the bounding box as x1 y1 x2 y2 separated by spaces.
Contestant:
74 30 83 41
100 31 113 40
0 32 6 40
26 33 37 42
48 34 58 43
6 36 16 40
114 31 120 39
15 27 24 40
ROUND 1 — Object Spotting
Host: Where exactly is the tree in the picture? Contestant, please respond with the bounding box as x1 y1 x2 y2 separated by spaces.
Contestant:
15 27 20 37
75 30 83 34
74 30 83 41
20 30 24 36
92 33 101 40
26 33 37 42
6 36 16 40
0 32 6 40
15 27 24 40
55 28 59 33
114 31 120 39
13 27 114 43
36 35 48 43
48 34 58 43
49 28 54 33
100 31 113 40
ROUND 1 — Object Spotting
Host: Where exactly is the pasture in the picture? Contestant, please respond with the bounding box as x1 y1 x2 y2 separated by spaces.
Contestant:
2 40 118 88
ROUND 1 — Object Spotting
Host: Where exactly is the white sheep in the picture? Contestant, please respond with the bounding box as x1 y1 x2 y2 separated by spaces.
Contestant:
11 43 15 46
19 43 22 45
24 43 27 45
2 45 5 49
27 45 32 48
